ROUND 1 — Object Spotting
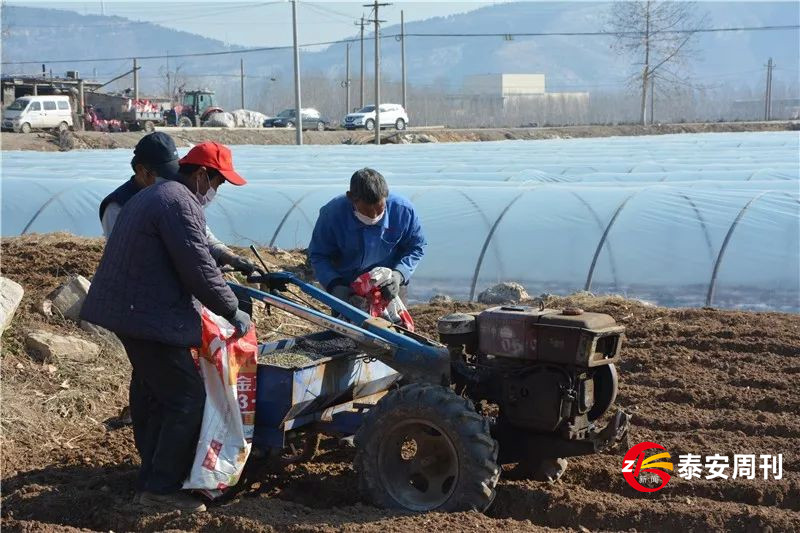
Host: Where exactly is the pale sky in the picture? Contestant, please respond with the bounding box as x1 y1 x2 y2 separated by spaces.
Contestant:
13 0 503 47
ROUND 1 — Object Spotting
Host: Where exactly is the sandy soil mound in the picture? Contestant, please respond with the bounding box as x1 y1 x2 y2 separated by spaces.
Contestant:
2 235 798 532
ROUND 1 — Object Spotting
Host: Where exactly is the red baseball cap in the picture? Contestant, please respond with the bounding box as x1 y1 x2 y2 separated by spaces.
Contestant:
179 142 247 185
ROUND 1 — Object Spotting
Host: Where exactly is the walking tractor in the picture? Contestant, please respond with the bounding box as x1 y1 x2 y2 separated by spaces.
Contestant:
231 263 630 513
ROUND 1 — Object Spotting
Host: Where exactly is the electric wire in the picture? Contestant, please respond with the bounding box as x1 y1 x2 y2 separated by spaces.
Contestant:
3 24 797 66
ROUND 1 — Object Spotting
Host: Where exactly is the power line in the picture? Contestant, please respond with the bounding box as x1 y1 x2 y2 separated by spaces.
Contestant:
3 24 797 66
2 2 283 28
405 24 800 38
3 20 357 28
300 1 357 23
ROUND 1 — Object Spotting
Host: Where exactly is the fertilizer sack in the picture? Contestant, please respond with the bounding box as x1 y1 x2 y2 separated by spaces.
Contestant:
183 307 258 498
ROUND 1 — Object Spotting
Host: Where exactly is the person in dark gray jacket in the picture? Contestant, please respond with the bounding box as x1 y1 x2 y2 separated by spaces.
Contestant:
100 132 257 274
81 141 250 513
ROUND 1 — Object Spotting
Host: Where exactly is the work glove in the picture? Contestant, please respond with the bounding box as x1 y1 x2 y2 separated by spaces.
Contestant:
218 250 258 275
227 308 251 338
330 284 353 303
348 294 369 312
330 284 368 313
376 269 404 300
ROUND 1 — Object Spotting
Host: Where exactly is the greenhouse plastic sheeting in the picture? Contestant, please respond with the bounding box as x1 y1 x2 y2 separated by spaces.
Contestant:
2 132 798 311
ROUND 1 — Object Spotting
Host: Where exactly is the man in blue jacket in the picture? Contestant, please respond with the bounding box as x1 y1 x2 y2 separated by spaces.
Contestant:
308 168 427 306
81 142 251 513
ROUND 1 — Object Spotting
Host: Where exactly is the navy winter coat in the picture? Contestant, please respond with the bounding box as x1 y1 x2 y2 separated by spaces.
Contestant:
81 179 238 347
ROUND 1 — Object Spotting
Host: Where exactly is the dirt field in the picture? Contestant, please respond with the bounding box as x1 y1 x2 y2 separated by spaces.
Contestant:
1 235 799 532
2 121 797 151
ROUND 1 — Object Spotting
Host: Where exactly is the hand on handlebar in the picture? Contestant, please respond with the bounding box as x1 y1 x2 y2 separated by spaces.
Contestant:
219 251 259 275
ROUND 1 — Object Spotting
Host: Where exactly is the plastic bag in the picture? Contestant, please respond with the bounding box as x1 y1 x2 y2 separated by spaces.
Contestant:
351 267 414 331
183 307 258 498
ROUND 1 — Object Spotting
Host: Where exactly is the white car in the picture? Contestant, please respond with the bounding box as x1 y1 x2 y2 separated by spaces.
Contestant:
343 103 408 131
2 95 74 133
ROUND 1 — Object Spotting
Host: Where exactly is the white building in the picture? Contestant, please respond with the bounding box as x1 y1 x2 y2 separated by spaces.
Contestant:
463 74 547 97
454 73 590 126
463 73 588 108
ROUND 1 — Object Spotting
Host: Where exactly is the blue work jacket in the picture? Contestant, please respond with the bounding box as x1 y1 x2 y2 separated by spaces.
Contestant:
308 193 427 290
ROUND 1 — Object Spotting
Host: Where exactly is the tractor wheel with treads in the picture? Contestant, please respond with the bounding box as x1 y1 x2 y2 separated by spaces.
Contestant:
355 383 500 512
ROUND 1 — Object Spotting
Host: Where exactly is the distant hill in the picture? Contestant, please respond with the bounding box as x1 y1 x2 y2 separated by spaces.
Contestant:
312 1 800 92
2 3 798 105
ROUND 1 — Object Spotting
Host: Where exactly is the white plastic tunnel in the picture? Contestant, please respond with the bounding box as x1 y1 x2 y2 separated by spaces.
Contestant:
2 132 798 311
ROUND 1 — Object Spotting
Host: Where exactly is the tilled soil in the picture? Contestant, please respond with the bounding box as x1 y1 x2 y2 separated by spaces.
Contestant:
2 235 799 532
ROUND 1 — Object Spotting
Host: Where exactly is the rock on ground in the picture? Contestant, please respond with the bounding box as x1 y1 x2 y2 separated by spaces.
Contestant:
80 320 126 355
25 329 101 363
478 282 530 304
57 131 76 151
47 275 91 322
429 294 453 304
0 277 24 332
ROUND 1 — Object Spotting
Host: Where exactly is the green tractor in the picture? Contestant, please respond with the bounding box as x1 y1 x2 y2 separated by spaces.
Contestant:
166 89 223 127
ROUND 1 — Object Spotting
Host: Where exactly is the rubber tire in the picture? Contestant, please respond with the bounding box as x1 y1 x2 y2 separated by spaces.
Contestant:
365 119 375 131
316 121 325 131
178 116 193 128
355 383 500 512
57 121 69 132
395 118 406 131
286 121 294 128
143 120 155 133
20 123 31 134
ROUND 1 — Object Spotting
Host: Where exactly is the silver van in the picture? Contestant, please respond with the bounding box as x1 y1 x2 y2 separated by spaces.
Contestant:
2 95 74 133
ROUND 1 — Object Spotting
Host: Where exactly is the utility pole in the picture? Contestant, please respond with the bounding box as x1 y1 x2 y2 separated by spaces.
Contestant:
357 15 365 109
240 58 245 109
649 77 654 125
166 50 170 99
764 58 774 121
291 0 303 145
345 43 351 115
400 10 406 110
365 1 389 145
133 58 139 100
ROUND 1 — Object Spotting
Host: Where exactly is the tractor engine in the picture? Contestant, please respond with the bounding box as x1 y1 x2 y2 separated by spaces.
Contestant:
438 305 628 468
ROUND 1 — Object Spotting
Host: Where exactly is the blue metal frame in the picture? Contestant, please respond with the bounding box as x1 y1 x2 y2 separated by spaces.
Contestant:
230 272 450 384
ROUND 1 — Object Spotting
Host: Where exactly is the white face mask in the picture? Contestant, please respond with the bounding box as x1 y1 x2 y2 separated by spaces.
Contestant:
354 209 383 225
196 173 216 206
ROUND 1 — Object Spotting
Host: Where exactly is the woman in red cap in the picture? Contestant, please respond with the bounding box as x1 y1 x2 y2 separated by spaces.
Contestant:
82 141 251 513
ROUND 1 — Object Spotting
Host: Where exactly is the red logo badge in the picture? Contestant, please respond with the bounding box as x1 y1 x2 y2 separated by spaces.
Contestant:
622 441 674 492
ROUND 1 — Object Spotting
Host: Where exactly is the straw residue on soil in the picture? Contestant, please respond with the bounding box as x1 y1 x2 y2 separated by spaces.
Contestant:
2 235 799 532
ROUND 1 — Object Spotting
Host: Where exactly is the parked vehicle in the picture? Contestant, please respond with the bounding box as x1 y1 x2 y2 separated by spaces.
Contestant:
165 89 223 127
264 108 328 130
343 103 408 131
85 92 168 132
2 95 73 133
83 105 126 132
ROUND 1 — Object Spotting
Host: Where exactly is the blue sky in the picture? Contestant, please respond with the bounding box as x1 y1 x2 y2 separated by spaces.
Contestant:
13 0 497 47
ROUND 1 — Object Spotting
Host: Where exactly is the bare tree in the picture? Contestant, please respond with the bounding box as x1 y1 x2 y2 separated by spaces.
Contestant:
158 63 188 101
607 0 709 124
